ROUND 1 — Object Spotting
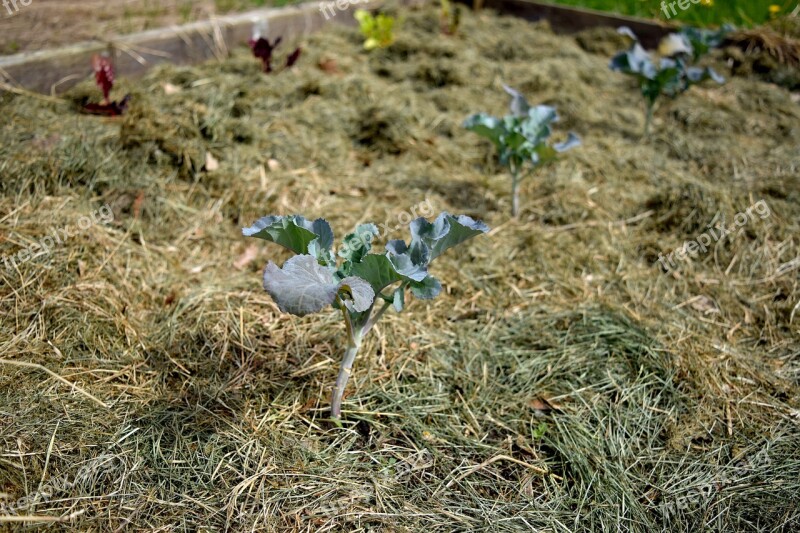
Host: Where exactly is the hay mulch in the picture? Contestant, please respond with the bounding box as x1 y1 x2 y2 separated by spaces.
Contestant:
1 4 799 530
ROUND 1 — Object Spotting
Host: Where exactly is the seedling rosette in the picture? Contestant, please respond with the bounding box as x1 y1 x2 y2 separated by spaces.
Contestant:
610 27 725 137
464 85 580 217
243 212 489 418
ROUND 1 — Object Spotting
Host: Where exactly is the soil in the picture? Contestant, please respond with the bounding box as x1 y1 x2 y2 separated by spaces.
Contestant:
0 4 798 530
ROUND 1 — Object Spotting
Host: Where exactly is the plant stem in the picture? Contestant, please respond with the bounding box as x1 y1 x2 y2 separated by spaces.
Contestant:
330 283 405 418
331 299 362 419
511 168 520 217
330 337 361 419
644 102 654 138
363 298 392 336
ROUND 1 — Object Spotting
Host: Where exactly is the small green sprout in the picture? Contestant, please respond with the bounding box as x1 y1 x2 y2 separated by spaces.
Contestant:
464 85 580 217
354 9 396 50
243 213 489 418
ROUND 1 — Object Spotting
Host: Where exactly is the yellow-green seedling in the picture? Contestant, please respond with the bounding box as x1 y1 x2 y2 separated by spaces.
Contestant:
354 9 396 50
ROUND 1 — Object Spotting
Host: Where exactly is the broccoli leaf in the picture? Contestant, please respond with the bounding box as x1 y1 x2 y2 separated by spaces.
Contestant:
347 213 483 299
387 251 429 282
610 43 657 80
350 254 408 296
463 113 505 151
554 132 582 152
262 255 373 316
519 105 558 146
686 66 725 84
243 215 334 258
679 24 734 61
384 239 429 281
617 26 639 42
410 275 442 300
338 276 375 313
502 83 531 117
392 286 405 312
339 223 379 264
411 213 489 261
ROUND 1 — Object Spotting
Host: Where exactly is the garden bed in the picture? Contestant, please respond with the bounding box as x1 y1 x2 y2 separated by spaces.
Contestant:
1 4 799 530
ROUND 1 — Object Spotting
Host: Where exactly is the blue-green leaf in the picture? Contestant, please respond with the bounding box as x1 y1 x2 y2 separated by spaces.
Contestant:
350 254 407 296
410 275 442 300
502 84 531 117
392 287 405 312
463 113 505 150
554 132 581 152
411 213 489 261
339 223 379 264
262 255 373 316
243 215 334 256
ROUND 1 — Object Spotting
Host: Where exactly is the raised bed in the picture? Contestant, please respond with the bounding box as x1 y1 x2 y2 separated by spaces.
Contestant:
0 0 674 95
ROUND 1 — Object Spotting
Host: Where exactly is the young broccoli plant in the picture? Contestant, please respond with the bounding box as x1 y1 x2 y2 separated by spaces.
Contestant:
354 9 396 50
610 27 725 137
463 85 580 217
243 212 489 418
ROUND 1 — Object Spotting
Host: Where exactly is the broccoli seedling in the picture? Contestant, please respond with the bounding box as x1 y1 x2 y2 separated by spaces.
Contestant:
610 27 725 137
354 9 396 50
243 212 489 418
463 85 580 217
